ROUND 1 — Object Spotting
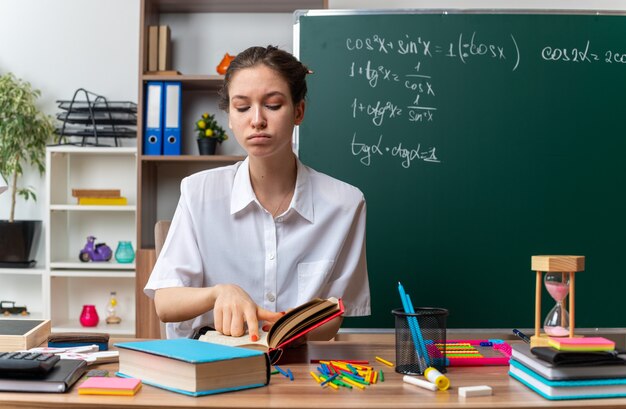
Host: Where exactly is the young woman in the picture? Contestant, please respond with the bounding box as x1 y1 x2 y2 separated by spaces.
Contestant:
145 46 370 341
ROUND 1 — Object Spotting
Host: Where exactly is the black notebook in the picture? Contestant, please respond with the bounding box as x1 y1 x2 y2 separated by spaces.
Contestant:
0 359 87 393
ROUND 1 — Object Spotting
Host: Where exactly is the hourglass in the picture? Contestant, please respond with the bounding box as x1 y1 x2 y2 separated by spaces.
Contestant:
530 255 585 348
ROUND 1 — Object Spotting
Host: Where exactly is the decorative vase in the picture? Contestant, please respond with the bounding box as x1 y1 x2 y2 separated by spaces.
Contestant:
115 241 135 263
79 305 99 327
197 138 217 155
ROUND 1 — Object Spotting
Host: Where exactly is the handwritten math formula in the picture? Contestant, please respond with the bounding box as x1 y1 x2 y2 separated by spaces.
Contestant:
333 25 626 170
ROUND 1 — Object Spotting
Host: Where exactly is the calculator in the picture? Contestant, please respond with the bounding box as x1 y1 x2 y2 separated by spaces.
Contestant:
0 352 60 375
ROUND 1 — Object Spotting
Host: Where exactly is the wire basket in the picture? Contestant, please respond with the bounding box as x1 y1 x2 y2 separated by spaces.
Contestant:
392 307 448 375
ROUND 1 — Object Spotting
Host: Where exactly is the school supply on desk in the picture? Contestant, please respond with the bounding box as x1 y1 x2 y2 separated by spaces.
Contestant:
424 367 450 390
402 375 438 391
0 319 51 352
532 346 625 367
312 360 383 390
0 351 60 376
199 297 344 363
431 339 511 366
48 332 110 351
396 282 429 371
115 338 270 397
24 344 119 366
458 385 493 397
513 329 531 344
548 336 615 352
509 359 626 400
0 359 87 393
511 343 626 380
78 376 142 396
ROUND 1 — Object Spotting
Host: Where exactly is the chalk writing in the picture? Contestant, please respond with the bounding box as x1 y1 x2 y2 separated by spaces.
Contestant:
345 32 520 71
350 133 440 168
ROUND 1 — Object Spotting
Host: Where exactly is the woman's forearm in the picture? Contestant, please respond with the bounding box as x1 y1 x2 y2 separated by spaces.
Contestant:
154 287 218 322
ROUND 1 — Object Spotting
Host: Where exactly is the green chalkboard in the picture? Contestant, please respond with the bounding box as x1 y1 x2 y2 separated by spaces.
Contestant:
297 11 626 329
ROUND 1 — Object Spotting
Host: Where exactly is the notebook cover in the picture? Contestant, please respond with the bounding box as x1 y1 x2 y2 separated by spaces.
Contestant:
0 359 87 393
531 345 624 367
114 338 266 363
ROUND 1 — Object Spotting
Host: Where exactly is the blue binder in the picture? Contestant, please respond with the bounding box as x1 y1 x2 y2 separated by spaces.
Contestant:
163 82 182 155
144 81 163 155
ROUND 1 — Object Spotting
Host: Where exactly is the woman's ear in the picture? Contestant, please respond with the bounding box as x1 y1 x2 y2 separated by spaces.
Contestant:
294 100 305 125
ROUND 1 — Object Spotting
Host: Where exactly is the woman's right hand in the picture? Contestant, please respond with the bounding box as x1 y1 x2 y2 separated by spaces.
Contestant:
212 284 283 341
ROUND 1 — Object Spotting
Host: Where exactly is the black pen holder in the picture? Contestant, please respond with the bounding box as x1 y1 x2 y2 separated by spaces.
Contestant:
392 307 448 375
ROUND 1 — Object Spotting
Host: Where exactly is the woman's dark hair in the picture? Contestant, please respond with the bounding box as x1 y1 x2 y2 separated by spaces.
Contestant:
218 45 309 111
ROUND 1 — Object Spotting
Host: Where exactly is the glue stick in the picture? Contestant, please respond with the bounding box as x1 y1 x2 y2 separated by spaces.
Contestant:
424 367 450 391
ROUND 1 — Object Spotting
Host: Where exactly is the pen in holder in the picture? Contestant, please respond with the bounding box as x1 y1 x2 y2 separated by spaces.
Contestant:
392 307 448 375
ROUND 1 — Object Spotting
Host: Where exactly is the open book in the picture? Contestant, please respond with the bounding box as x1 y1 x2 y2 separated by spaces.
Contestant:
199 297 344 360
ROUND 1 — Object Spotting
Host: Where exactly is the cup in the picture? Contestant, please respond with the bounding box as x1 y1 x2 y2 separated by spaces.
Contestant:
392 307 448 375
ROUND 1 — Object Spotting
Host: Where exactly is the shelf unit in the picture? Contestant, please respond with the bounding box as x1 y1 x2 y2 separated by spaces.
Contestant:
135 0 324 337
46 146 137 335
0 268 46 320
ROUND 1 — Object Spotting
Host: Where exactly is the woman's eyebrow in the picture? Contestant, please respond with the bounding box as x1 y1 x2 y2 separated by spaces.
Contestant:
231 91 287 101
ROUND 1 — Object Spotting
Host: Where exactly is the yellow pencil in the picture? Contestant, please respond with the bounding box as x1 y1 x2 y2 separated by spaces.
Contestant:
375 356 394 367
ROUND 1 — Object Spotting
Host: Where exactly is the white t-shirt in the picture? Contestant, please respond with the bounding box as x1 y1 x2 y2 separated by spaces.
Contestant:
144 157 371 338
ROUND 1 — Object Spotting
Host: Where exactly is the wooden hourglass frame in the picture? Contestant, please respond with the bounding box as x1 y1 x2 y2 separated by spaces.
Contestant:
530 255 585 348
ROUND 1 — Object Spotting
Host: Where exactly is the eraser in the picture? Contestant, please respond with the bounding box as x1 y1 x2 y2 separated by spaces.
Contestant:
459 385 492 397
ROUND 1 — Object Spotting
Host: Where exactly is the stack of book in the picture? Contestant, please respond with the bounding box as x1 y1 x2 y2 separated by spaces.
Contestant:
509 337 626 400
72 189 127 206
147 25 176 73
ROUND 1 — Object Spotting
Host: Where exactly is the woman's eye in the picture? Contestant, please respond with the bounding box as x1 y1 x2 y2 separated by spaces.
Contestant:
266 104 281 111
235 106 249 112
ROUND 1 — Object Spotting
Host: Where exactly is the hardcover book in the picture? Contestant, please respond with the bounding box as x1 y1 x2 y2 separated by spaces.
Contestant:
198 297 344 361
509 359 626 400
511 343 626 380
115 338 269 397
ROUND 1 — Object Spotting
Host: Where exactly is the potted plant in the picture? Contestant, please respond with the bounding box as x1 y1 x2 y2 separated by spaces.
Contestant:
195 112 228 155
0 72 55 267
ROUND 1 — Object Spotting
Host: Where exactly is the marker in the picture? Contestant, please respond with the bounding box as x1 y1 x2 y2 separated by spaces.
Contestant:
513 329 531 344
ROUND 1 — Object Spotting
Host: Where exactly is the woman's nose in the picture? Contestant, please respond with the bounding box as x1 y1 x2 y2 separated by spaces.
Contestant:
251 106 267 129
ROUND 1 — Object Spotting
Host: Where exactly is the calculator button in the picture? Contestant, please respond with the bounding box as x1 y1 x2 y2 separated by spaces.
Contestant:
24 353 40 360
36 354 53 361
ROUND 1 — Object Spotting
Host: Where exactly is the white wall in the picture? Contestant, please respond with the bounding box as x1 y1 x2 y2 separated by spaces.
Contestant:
0 0 140 223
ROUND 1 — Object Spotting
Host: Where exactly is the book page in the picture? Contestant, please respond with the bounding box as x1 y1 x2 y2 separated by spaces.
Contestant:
198 330 269 351
268 297 339 349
